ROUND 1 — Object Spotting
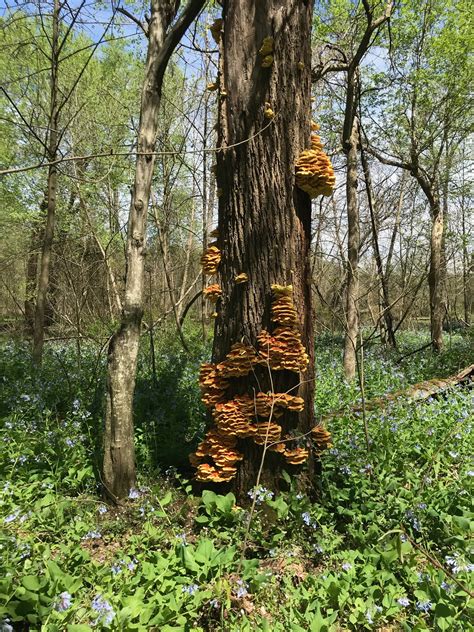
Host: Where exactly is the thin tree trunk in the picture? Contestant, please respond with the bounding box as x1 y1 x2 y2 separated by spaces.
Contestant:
343 98 360 380
360 144 396 347
428 196 445 351
32 0 60 365
102 0 205 501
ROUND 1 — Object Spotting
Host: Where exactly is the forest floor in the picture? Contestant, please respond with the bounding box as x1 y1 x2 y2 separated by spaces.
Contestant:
0 330 473 631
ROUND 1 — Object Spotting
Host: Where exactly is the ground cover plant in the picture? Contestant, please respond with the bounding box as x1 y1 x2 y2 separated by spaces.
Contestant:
0 332 473 631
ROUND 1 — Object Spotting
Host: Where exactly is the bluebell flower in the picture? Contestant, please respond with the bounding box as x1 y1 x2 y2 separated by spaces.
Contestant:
417 503 427 510
55 591 72 611
416 600 432 612
247 486 274 504
111 564 122 575
397 597 409 607
301 512 311 526
365 610 373 624
182 584 199 595
210 598 220 609
128 487 140 500
65 438 75 447
91 595 115 625
440 581 452 592
235 579 249 598
448 451 459 459
360 463 373 474
98 505 108 515
82 530 101 540
314 544 324 554
127 559 137 571
341 562 352 571
4 510 19 524
427 428 434 436
72 399 80 411
295 492 304 500
340 465 352 475
0 618 13 632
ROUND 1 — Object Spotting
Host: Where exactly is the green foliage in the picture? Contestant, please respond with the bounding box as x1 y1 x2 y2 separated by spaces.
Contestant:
0 332 473 630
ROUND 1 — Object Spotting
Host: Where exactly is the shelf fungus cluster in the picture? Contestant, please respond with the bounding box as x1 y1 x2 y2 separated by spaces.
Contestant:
295 125 336 198
191 284 333 483
201 244 221 275
203 284 222 303
258 36 274 68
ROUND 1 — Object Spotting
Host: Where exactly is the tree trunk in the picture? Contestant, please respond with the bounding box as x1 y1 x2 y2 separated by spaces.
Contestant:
32 0 60 365
212 0 316 501
428 196 445 351
360 144 396 347
343 86 360 380
102 0 205 501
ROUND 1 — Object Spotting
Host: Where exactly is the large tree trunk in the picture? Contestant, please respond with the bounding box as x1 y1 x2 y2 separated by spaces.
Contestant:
32 0 60 365
102 0 204 501
212 0 316 501
428 197 445 351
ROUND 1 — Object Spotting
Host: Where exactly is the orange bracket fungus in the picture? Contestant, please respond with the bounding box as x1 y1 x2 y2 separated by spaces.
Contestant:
201 245 221 275
203 284 222 303
258 36 274 67
311 426 333 453
295 126 335 198
234 272 248 284
190 284 319 481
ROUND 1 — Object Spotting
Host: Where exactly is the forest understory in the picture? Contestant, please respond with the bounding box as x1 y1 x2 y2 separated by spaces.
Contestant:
1 330 473 631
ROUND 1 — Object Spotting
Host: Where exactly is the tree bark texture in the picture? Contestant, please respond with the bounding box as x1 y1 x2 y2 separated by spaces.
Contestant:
103 0 205 501
213 0 316 501
32 0 60 365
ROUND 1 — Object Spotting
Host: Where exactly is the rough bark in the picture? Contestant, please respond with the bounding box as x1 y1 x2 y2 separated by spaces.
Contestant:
102 0 205 501
32 0 60 365
213 0 316 501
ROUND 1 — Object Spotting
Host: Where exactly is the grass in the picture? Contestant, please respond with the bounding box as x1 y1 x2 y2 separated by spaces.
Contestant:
0 331 472 631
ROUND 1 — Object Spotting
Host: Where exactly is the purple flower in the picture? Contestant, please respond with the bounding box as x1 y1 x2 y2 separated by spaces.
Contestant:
55 591 72 612
397 597 409 607
127 559 137 572
341 562 353 571
98 505 108 515
4 510 19 524
128 487 140 500
416 600 432 612
65 438 76 447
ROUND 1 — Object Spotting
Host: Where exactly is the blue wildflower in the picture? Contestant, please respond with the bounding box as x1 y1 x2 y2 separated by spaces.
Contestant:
128 487 140 500
301 512 311 526
91 595 115 625
55 591 72 612
182 584 199 595
341 562 353 571
0 619 13 632
397 597 409 607
416 600 432 612
98 505 108 515
82 530 101 540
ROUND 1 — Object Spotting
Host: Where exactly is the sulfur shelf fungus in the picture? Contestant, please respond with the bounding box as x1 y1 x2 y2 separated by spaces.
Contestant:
311 426 333 452
284 446 309 466
234 272 248 284
253 421 282 446
257 328 309 372
295 129 335 198
199 363 228 408
213 400 255 438
203 284 222 303
217 342 259 378
201 245 221 275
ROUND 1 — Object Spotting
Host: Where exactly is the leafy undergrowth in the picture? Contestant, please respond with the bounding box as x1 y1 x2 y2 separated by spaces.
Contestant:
0 332 473 631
